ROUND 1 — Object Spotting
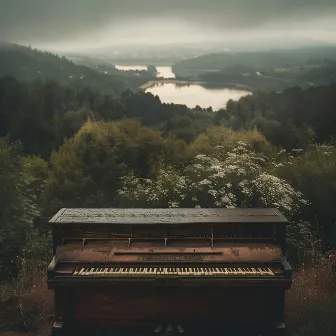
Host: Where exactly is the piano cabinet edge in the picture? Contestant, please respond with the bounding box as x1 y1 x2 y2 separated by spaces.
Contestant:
47 256 58 289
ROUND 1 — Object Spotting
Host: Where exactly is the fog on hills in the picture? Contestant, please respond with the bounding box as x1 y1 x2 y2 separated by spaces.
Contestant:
1 0 336 53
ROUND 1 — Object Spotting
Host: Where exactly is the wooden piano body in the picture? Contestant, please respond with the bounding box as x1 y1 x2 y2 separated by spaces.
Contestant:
47 208 292 335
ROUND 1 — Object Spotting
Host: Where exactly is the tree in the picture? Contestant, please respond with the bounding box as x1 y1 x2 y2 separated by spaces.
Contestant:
0 137 39 275
43 120 187 215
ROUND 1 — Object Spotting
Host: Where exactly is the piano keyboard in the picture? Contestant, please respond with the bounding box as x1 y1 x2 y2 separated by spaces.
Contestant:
72 267 275 276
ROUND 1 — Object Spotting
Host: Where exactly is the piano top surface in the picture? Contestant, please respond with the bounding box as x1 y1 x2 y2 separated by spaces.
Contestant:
50 208 288 225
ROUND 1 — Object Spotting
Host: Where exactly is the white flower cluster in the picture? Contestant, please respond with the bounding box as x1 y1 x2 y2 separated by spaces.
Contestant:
117 142 307 218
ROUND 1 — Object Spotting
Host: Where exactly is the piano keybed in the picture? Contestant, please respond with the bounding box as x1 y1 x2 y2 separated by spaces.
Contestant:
72 266 276 277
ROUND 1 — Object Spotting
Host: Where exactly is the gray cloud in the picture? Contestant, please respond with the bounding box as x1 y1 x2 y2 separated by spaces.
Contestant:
1 0 336 50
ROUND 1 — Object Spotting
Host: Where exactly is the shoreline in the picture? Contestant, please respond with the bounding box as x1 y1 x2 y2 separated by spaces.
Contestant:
140 79 251 90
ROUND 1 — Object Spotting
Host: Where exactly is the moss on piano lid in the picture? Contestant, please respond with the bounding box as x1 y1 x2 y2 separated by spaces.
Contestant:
49 208 288 224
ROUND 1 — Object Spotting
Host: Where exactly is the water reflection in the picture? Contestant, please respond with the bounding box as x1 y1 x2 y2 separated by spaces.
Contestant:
145 83 250 111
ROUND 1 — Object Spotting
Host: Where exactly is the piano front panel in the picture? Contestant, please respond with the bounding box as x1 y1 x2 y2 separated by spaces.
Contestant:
55 245 283 263
133 227 167 238
167 238 212 247
131 240 165 248
168 227 212 238
56 222 279 248
58 287 285 326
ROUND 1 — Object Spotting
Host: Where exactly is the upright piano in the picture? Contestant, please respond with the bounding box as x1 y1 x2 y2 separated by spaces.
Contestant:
47 208 292 335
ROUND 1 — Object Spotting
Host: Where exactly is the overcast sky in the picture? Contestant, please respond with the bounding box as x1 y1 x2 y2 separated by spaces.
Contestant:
1 0 336 52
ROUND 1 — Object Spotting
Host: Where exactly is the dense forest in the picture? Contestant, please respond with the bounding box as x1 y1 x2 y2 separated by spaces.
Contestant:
0 46 336 335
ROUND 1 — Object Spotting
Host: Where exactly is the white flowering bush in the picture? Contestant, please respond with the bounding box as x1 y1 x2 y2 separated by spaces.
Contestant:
118 142 312 248
118 142 307 214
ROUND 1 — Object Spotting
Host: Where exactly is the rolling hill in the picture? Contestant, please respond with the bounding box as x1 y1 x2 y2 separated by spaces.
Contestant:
172 46 336 76
0 43 150 95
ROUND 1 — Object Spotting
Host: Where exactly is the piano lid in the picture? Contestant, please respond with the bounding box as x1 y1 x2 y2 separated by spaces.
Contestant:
49 208 288 225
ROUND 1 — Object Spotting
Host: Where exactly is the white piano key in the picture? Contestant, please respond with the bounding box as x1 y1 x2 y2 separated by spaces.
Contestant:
70 265 277 277
73 268 79 276
265 268 274 275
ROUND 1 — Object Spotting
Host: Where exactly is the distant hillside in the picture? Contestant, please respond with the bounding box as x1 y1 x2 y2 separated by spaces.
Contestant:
297 65 336 85
172 46 336 76
0 43 148 95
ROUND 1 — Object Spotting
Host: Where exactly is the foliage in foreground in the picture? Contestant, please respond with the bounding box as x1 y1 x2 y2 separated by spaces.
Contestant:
43 119 187 215
0 138 40 275
276 146 336 250
118 142 310 249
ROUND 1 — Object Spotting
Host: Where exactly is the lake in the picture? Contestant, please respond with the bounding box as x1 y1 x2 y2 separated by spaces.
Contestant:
145 83 250 111
115 65 147 71
115 65 250 110
156 66 176 79
115 65 175 79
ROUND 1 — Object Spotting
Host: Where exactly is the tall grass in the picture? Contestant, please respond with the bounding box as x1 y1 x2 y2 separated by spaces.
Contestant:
286 251 336 336
0 233 53 332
